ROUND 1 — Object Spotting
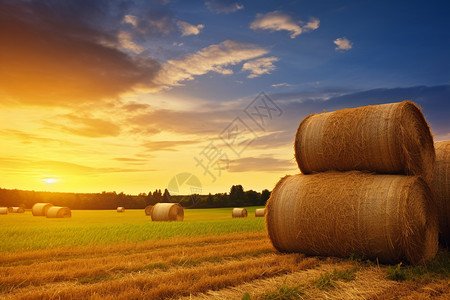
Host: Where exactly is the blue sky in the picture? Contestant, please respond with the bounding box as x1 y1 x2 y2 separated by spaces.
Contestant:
0 0 449 194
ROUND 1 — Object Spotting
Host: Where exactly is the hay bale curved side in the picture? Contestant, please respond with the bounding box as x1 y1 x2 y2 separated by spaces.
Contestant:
0 207 8 215
46 206 71 218
144 205 154 216
431 141 450 245
232 208 248 218
10 207 25 213
151 203 184 221
255 208 266 217
117 207 125 213
266 172 438 265
32 203 54 216
294 101 435 185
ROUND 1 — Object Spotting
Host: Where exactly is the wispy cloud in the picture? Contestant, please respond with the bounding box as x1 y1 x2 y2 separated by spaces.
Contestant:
205 0 244 14
228 155 297 172
272 83 293 88
334 37 353 51
122 14 138 28
45 114 121 138
177 20 204 36
156 40 268 88
250 11 319 38
242 56 278 78
117 31 145 54
142 140 201 152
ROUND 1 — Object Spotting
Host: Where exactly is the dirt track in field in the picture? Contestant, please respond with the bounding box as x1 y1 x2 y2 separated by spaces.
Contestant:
0 232 448 299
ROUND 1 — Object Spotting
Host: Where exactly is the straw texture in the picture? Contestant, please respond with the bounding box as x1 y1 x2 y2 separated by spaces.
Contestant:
232 208 248 218
295 101 435 185
0 207 8 215
117 207 125 213
431 141 450 245
151 203 184 221
144 205 154 216
255 208 266 217
46 206 71 218
9 207 25 213
266 172 438 265
32 203 53 216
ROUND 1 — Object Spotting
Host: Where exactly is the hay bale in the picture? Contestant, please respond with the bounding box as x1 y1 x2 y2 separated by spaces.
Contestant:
151 203 184 221
266 172 438 265
0 207 8 215
117 207 125 213
232 208 248 218
295 101 435 185
144 205 153 216
32 203 53 216
9 207 25 213
46 206 71 218
431 141 450 245
255 208 266 217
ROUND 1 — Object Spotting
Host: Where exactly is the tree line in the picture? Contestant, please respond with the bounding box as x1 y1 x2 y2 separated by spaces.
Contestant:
0 185 270 210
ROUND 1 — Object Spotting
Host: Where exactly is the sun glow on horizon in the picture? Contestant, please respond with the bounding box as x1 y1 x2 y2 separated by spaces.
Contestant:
42 178 60 184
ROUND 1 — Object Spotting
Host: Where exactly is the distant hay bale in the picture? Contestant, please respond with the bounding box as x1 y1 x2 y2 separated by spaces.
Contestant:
266 172 438 265
295 101 435 185
255 208 266 217
151 203 184 221
0 207 8 215
9 207 25 213
117 207 125 213
32 203 54 216
46 206 71 218
431 141 450 245
144 205 153 216
232 208 248 218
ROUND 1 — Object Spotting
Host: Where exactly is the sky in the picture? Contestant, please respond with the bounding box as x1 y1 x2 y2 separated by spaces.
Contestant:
0 0 449 195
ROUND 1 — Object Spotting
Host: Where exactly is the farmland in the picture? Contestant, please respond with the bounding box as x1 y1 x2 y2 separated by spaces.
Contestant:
1 208 449 299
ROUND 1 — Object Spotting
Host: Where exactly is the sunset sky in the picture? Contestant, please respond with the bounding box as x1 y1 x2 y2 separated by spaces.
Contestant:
1 0 449 195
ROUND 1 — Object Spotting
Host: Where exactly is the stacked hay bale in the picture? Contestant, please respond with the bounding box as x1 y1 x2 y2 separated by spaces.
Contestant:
266 101 438 264
232 208 247 218
151 203 184 221
0 207 8 215
32 203 54 216
431 141 450 245
117 207 125 213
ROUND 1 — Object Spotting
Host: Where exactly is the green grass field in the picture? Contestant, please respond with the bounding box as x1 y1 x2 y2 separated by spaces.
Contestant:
0 207 265 252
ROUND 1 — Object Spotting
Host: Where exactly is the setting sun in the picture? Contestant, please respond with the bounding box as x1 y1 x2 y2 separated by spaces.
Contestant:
42 178 60 184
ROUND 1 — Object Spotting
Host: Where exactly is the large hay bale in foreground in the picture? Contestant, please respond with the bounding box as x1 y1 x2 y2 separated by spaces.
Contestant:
266 172 438 265
232 208 248 218
117 207 125 213
255 208 266 217
9 207 25 213
0 207 8 215
32 203 53 216
431 141 450 245
295 101 435 185
144 205 153 216
151 203 184 221
46 206 71 218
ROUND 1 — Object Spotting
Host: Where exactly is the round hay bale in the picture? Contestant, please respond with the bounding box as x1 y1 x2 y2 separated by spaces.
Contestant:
232 208 248 218
46 206 71 218
117 207 125 213
144 205 153 216
32 203 54 216
255 208 266 217
10 207 25 213
0 207 8 215
295 101 435 185
151 203 184 221
431 141 450 245
266 172 438 265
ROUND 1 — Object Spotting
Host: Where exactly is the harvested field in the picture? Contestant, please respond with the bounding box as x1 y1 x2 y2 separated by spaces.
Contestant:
0 208 448 299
